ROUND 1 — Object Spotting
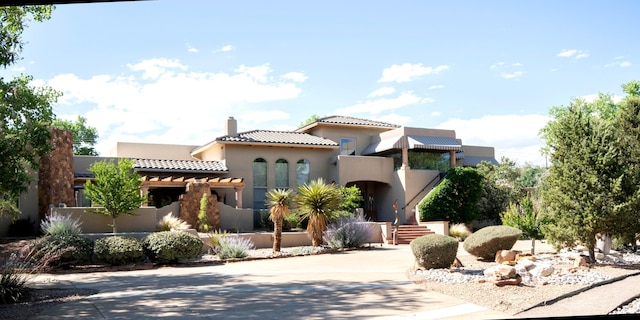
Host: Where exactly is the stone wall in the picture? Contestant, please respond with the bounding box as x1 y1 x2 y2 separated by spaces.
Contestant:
38 128 75 222
179 182 220 231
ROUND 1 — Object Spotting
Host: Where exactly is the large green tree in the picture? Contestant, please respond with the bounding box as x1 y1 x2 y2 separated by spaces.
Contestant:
52 115 99 155
84 159 146 234
540 86 640 261
0 6 58 220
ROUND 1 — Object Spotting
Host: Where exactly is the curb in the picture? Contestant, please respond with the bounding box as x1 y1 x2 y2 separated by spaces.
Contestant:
515 270 640 315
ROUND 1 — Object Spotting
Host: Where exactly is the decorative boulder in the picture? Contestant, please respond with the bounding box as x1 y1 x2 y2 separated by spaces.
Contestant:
495 249 521 264
529 263 554 277
410 234 459 269
484 265 517 280
463 226 522 260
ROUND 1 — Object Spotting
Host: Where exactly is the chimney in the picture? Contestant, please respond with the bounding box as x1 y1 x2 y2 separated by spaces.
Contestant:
225 116 237 136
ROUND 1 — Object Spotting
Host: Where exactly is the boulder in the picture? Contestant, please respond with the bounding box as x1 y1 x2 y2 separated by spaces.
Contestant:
530 263 554 277
484 265 517 280
495 250 521 264
494 274 522 287
517 259 536 271
463 226 522 260
516 253 536 262
573 256 589 268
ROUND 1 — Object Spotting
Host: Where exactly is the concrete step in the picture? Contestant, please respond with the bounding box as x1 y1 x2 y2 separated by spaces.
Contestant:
385 225 435 244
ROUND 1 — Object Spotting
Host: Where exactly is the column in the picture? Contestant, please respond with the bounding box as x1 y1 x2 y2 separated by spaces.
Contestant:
450 150 456 168
234 187 244 208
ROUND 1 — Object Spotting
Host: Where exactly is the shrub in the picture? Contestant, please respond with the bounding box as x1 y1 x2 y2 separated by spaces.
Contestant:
207 229 228 254
418 167 484 224
94 236 145 265
449 223 471 241
197 193 212 232
410 234 459 269
143 231 203 263
463 225 522 260
0 254 30 304
323 216 373 249
40 211 82 236
156 213 191 231
29 234 94 267
217 236 255 259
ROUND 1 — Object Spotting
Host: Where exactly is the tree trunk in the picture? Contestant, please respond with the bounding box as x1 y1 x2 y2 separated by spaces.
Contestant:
588 246 596 264
531 238 536 255
596 233 612 255
112 217 118 234
273 219 282 253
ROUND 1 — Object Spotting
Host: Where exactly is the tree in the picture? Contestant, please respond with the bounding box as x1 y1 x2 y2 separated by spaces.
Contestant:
418 166 484 224
299 114 321 127
266 188 293 253
338 185 363 213
84 159 146 233
540 88 640 261
296 178 342 246
52 116 99 155
0 6 58 220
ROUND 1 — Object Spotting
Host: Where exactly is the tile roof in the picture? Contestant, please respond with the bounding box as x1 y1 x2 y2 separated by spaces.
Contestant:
133 159 228 172
217 130 338 146
313 115 400 128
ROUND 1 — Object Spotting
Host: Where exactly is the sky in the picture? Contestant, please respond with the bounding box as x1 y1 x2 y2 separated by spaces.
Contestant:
5 0 640 166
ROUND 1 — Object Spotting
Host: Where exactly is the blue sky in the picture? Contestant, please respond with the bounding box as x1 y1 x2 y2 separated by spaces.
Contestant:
5 1 640 165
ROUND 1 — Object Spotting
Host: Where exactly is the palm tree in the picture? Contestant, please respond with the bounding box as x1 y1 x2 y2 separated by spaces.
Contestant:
266 188 293 253
296 178 342 246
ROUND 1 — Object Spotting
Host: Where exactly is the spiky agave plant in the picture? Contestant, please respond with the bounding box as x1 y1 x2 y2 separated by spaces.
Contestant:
296 178 342 247
266 188 293 253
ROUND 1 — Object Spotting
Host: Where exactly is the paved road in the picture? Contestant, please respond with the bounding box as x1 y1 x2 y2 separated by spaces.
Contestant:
29 245 509 320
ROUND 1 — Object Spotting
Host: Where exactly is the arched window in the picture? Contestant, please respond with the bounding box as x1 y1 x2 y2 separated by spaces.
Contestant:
253 158 267 209
275 159 289 188
296 159 310 186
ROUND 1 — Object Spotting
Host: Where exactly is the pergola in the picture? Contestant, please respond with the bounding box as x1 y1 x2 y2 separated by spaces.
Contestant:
139 176 246 208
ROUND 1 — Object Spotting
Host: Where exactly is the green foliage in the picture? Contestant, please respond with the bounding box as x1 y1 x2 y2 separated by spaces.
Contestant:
266 188 293 252
299 114 321 127
323 215 373 249
0 254 31 304
156 213 191 231
463 225 522 260
52 115 99 155
338 185 364 212
295 178 342 246
40 211 82 236
410 234 459 269
448 223 471 241
142 231 203 263
207 229 228 254
217 236 255 259
0 6 58 218
84 159 146 233
540 88 640 254
30 234 94 267
94 236 144 266
500 196 546 241
418 167 484 224
197 193 212 232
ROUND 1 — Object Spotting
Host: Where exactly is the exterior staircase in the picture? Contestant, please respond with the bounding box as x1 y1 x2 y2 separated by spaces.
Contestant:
385 225 435 245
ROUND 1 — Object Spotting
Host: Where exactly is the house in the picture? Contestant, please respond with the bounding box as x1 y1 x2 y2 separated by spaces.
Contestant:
2 115 498 237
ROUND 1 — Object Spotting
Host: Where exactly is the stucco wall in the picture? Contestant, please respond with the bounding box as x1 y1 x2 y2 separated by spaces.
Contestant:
52 207 158 233
337 155 393 185
110 142 200 160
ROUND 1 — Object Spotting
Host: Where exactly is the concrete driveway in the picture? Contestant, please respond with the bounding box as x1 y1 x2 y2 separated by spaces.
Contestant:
29 245 509 319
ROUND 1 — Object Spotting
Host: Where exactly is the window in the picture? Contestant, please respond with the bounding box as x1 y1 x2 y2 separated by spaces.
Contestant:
275 159 289 188
340 137 356 155
253 158 267 209
296 159 310 186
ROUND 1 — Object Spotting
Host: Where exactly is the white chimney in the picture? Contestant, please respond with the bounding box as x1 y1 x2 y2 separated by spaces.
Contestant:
225 116 237 136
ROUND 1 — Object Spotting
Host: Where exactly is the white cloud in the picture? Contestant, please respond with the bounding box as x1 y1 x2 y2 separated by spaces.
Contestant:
557 49 589 59
188 47 199 53
44 59 305 156
214 45 234 53
500 71 523 79
11 66 25 72
605 60 632 68
490 62 505 69
378 63 449 83
512 62 522 67
368 86 395 98
337 92 429 115
431 111 441 116
126 58 188 80
281 72 308 83
429 85 444 90
620 61 632 67
371 113 412 126
436 114 550 166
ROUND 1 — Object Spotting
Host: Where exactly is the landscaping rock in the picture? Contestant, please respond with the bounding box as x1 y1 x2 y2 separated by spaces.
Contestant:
530 263 554 277
495 249 521 264
463 225 522 260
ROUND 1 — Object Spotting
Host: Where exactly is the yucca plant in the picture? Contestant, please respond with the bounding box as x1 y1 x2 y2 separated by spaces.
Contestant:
156 213 191 231
40 211 82 236
266 188 293 253
296 178 342 247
